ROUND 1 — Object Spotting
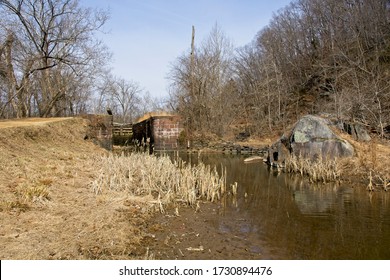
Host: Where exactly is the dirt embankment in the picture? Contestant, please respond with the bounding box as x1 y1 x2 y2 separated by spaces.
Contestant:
0 117 152 259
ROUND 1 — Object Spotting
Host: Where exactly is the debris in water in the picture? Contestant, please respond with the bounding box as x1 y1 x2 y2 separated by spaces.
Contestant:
186 246 204 252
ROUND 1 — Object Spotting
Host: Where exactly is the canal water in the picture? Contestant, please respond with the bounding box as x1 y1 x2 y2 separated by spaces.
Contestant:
156 152 390 259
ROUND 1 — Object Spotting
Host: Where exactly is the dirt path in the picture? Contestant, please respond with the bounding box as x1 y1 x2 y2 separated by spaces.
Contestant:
0 117 72 129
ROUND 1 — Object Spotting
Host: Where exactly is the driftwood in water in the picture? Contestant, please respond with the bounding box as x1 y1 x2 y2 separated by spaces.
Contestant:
244 156 264 163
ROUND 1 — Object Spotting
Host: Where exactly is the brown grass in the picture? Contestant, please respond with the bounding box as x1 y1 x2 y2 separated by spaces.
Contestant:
135 111 175 123
0 117 228 259
282 125 390 189
285 154 342 183
1 116 389 260
90 153 227 212
0 117 71 128
0 118 154 259
336 132 390 190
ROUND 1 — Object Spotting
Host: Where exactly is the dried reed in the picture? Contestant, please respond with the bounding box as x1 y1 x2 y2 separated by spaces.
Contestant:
90 153 227 211
285 154 341 183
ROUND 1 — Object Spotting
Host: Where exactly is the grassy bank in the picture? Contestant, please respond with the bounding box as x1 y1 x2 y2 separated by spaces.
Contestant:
0 117 227 259
281 133 390 190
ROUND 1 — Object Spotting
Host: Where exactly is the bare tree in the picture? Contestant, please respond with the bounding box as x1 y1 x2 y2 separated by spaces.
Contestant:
111 78 142 123
94 74 145 123
235 0 390 136
169 23 237 136
0 0 110 118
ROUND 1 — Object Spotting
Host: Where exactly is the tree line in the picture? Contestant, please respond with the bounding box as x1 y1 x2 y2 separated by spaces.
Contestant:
168 0 390 138
0 0 160 123
2 0 390 136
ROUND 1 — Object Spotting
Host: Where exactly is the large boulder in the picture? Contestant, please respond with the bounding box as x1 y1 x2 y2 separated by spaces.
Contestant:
268 115 354 166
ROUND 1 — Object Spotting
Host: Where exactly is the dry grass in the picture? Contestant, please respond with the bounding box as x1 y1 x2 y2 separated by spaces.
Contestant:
0 117 229 259
1 116 389 260
90 153 227 212
0 118 155 259
284 137 390 188
0 117 72 129
285 154 342 183
354 139 390 191
282 125 390 189
135 111 175 123
331 130 390 190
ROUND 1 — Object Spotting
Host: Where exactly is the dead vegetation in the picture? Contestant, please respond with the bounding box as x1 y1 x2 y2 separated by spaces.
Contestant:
0 117 228 260
283 129 390 190
91 153 227 212
0 116 389 260
285 155 341 183
351 137 390 191
0 118 151 259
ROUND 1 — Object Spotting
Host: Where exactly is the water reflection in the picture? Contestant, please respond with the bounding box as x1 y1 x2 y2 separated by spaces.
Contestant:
161 152 390 259
289 182 353 217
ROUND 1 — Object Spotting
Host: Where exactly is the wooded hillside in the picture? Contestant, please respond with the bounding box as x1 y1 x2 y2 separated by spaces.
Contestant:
2 0 390 139
168 0 390 138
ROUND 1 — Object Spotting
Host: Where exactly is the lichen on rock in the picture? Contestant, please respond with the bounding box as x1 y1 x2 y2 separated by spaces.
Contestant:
268 115 355 167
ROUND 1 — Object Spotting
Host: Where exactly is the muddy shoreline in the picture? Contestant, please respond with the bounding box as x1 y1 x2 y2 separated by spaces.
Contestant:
144 202 288 260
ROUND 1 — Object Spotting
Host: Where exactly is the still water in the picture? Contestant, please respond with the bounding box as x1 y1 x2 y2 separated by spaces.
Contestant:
167 152 390 259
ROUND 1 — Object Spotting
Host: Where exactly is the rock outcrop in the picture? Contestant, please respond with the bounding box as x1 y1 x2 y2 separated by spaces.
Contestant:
268 115 355 167
339 121 371 142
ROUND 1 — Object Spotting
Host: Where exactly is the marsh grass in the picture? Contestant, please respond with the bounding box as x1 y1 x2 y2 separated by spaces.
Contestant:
285 154 341 183
368 170 390 191
91 153 227 211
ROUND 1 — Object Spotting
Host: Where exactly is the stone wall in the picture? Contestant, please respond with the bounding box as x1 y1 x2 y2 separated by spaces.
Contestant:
190 138 268 155
132 114 183 151
81 114 113 150
153 116 183 150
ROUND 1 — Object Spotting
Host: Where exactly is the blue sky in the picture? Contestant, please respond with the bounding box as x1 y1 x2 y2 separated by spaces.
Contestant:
81 0 292 99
